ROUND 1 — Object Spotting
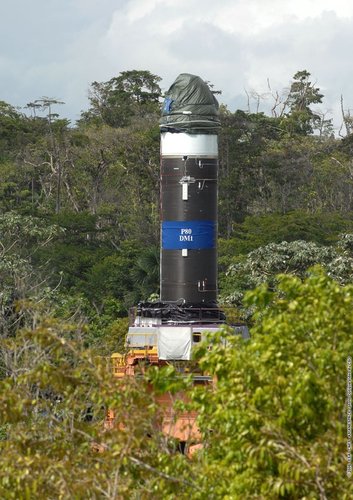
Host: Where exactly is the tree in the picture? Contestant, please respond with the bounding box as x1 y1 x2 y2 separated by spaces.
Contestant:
0 101 26 160
131 245 160 301
0 312 195 498
192 269 353 498
218 109 282 236
287 71 323 113
80 70 162 128
218 210 353 275
0 101 48 164
29 97 67 214
0 212 62 337
220 235 353 310
282 70 325 135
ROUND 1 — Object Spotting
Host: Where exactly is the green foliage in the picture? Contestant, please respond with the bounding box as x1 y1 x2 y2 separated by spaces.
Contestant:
46 291 127 355
281 70 325 136
0 314 195 498
0 102 30 160
0 211 62 249
80 70 162 127
2 72 353 498
1 68 353 348
219 211 353 267
131 245 160 300
192 270 352 498
0 162 33 212
0 212 63 336
288 70 324 111
218 99 347 236
218 109 283 233
2 271 350 498
220 235 353 309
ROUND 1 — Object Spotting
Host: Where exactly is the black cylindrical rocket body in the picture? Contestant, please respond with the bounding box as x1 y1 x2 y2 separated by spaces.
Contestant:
159 74 220 304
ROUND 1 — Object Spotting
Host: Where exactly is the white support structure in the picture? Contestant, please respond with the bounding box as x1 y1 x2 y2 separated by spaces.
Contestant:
126 325 231 361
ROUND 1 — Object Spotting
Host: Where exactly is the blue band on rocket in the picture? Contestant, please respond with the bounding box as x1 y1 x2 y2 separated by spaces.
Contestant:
162 220 215 249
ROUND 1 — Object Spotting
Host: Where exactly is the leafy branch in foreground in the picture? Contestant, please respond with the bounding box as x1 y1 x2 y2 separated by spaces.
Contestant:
0 314 196 499
1 269 352 498
192 268 352 498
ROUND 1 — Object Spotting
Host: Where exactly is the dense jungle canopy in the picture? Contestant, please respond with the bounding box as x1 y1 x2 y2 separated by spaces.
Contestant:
0 69 352 498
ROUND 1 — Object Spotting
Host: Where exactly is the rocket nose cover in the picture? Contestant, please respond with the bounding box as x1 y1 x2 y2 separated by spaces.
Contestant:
160 73 220 133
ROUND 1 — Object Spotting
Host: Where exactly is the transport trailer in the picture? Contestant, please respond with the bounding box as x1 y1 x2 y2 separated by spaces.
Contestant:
108 311 248 453
107 74 248 452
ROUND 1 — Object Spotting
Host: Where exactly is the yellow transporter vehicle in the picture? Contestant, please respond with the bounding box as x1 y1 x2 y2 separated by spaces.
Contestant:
106 308 248 454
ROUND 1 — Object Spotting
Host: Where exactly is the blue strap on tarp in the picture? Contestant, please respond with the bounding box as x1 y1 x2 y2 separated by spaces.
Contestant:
163 97 173 113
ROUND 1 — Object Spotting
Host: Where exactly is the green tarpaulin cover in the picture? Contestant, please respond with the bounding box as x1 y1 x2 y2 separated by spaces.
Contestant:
160 73 220 134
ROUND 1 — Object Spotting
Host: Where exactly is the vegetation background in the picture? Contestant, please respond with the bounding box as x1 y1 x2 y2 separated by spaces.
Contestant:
0 69 352 498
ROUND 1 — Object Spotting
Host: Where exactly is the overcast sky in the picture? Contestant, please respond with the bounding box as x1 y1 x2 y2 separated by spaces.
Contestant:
1 0 353 132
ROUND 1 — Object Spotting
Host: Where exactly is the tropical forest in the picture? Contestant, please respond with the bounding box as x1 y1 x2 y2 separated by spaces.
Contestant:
0 69 352 498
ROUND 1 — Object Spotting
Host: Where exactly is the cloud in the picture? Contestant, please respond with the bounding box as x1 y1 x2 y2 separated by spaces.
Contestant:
241 10 353 127
0 0 352 130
